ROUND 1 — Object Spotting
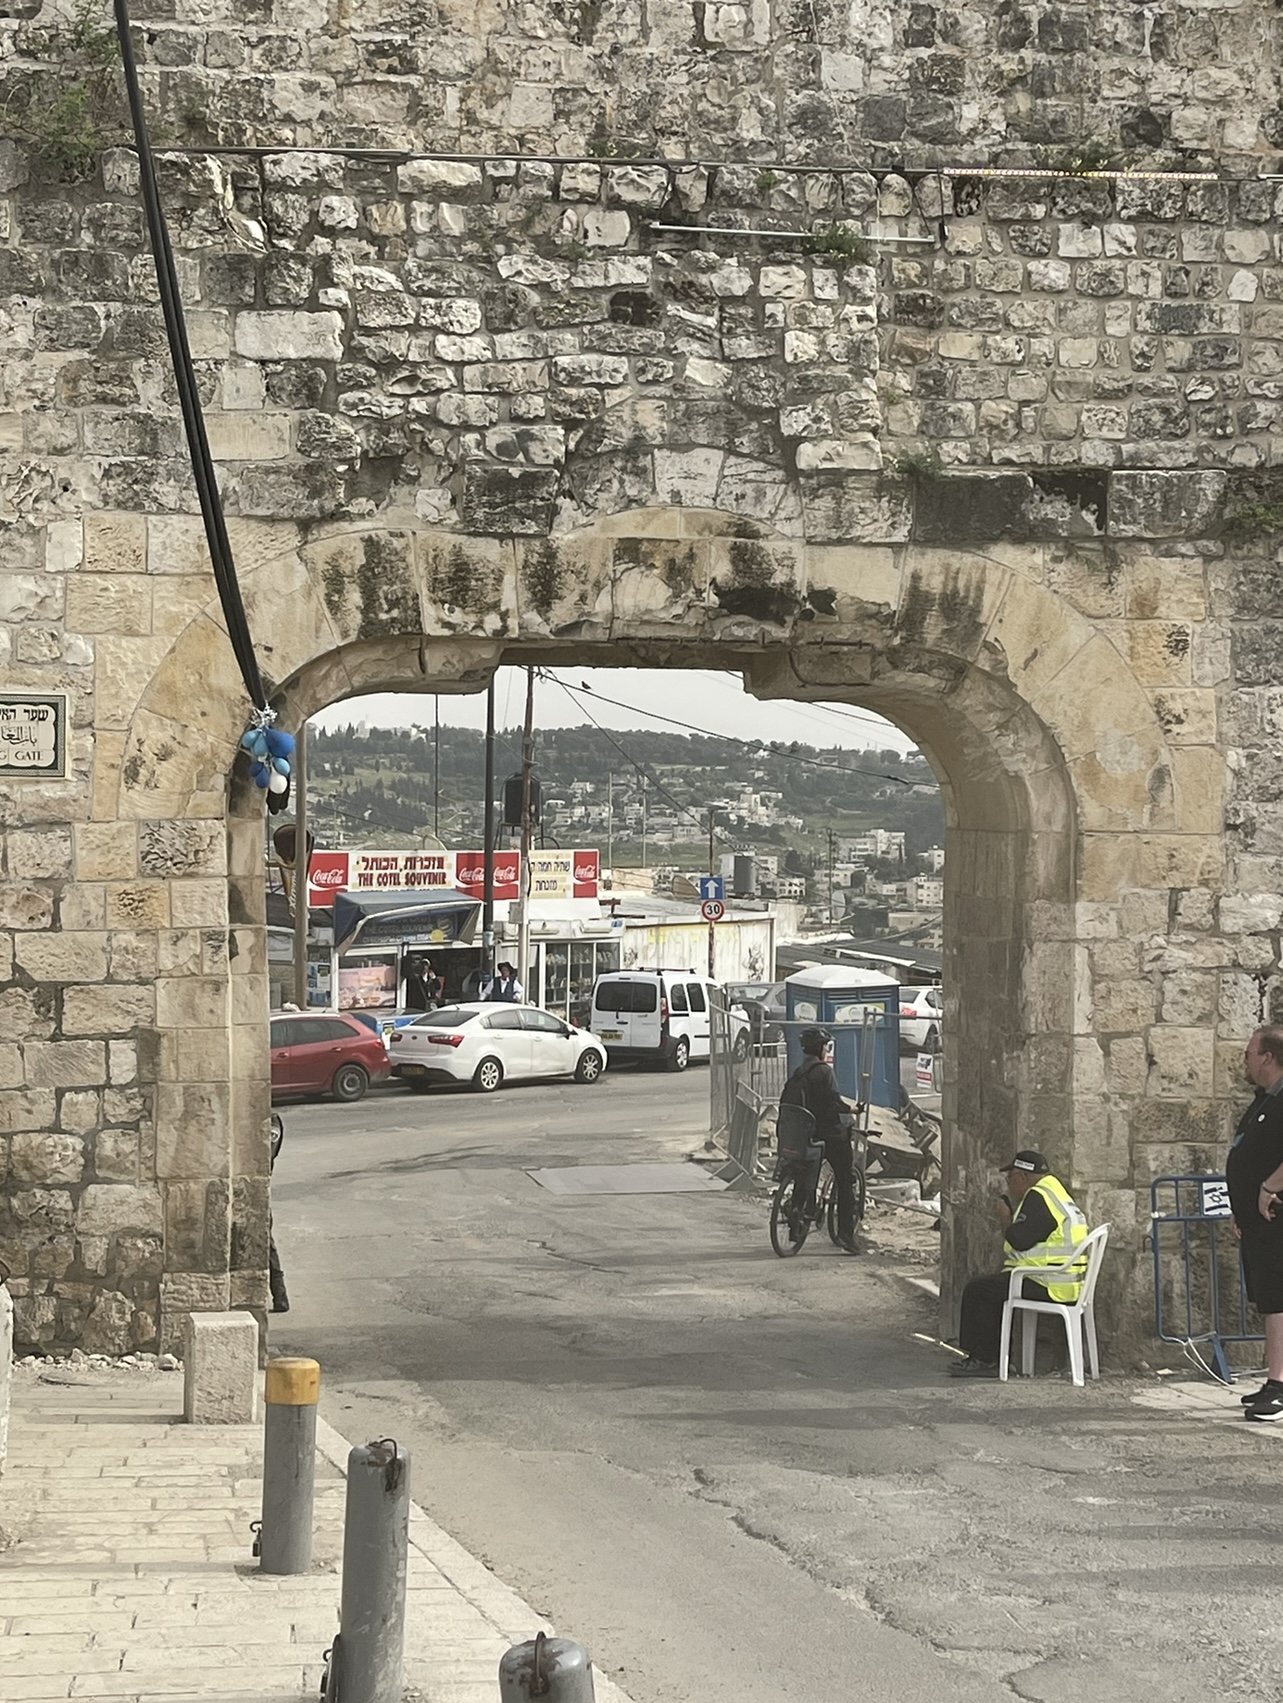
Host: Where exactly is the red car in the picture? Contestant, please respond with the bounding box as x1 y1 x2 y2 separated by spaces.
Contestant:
269 1010 390 1103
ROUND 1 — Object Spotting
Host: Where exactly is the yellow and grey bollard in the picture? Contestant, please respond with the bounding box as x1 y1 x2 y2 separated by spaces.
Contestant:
258 1356 320 1575
499 1632 595 1701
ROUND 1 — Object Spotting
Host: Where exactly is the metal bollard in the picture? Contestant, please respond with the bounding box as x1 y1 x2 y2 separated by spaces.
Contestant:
499 1633 595 1701
323 1439 409 1703
258 1356 320 1575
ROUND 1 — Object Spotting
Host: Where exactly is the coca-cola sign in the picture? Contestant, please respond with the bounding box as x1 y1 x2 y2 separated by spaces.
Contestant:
305 846 599 908
307 852 350 908
573 851 600 898
455 853 519 900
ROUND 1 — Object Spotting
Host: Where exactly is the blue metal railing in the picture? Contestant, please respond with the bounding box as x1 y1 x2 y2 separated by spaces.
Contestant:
1150 1174 1263 1382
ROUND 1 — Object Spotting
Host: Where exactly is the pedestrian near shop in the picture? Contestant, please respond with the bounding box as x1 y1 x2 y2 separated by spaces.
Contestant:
1227 1026 1283 1420
949 1152 1088 1379
483 962 523 1002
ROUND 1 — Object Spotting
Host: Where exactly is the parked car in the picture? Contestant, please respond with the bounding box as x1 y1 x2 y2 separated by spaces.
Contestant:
269 1010 391 1102
588 970 748 1070
389 1003 607 1093
724 981 787 1045
898 985 943 1053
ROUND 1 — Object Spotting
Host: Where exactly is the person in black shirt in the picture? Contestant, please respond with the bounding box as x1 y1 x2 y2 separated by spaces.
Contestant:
786 1027 861 1253
1227 1026 1283 1420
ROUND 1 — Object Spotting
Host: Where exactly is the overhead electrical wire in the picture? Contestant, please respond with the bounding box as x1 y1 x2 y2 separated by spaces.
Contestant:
540 672 753 856
538 674 914 786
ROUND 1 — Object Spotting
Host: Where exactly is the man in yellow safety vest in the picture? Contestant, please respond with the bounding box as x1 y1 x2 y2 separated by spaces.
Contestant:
948 1150 1089 1379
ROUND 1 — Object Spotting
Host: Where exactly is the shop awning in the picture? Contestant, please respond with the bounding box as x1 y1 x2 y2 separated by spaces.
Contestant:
332 888 481 954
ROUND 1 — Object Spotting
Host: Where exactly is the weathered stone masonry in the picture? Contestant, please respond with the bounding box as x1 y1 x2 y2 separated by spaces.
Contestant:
3 0 1283 1357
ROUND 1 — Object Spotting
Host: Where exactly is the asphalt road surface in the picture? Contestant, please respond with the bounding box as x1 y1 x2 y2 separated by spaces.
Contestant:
273 1068 1283 1703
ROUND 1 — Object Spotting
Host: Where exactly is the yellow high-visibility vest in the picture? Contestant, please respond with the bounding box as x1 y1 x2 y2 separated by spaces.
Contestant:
1002 1175 1088 1303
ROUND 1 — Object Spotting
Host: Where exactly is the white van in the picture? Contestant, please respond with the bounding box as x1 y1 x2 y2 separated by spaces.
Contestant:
589 969 724 1071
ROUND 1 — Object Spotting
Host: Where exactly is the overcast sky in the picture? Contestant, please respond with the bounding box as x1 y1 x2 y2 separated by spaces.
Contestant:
310 667 918 754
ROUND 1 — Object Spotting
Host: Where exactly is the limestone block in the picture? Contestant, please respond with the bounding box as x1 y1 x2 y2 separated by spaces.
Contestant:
62 982 155 1037
232 310 344 362
1147 1026 1216 1096
103 882 170 930
74 822 138 881
78 1184 163 1236
13 931 107 982
1108 470 1225 538
204 413 291 461
6 830 73 881
21 1041 105 1090
182 1311 259 1424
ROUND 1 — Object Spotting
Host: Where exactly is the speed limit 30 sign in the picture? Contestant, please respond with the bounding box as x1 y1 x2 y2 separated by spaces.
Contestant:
700 898 726 922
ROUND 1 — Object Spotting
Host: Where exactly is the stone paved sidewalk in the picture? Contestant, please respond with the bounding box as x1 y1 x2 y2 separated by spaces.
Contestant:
0 1367 633 1703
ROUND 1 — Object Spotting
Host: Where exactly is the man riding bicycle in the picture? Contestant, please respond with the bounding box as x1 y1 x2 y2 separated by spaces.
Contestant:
782 1027 861 1254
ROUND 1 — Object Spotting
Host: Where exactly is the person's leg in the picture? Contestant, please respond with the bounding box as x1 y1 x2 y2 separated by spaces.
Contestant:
1266 1310 1283 1381
268 1219 289 1314
824 1132 856 1246
957 1273 1010 1364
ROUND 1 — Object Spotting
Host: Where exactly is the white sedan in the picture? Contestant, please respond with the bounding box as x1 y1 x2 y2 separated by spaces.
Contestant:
899 985 943 1053
389 1002 608 1093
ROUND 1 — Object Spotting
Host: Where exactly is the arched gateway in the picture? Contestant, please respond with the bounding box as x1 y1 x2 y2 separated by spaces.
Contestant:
2 0 1277 1361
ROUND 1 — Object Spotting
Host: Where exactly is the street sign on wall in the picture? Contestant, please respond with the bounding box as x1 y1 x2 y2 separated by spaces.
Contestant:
697 875 725 902
700 898 726 923
0 693 67 779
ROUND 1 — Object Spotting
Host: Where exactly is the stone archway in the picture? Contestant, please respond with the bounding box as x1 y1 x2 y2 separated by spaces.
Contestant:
93 505 1190 1355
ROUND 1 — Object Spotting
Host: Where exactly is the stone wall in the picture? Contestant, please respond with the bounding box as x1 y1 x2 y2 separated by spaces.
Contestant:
2 0 1279 163
1 0 1282 1357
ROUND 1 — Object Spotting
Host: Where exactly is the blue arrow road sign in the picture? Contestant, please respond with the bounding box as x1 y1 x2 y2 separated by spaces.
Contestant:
698 876 725 902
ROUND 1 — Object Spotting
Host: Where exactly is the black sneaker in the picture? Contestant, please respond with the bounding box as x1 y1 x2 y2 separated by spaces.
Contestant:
1245 1387 1283 1422
947 1358 998 1379
1240 1379 1277 1406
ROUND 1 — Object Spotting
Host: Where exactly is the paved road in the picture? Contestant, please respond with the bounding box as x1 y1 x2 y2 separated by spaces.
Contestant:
273 1069 1281 1703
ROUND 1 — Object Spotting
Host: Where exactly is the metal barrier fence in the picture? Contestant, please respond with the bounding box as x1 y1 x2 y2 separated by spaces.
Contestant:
1150 1174 1264 1381
710 998 892 1181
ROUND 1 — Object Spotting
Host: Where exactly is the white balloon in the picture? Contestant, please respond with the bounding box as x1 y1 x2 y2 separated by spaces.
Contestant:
267 770 289 794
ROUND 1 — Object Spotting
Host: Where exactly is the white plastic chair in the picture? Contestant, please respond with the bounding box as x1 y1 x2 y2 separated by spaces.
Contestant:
998 1223 1110 1386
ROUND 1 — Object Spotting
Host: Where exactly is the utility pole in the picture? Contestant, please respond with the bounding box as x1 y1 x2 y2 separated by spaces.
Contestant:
517 667 535 1002
707 806 716 881
641 776 647 870
606 774 613 871
292 723 308 1008
482 680 495 985
827 827 836 927
433 695 440 838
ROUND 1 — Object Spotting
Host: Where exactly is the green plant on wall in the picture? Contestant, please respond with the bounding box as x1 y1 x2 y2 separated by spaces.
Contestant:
1221 497 1283 547
1035 140 1125 177
1 1 126 181
805 223 874 263
891 447 946 482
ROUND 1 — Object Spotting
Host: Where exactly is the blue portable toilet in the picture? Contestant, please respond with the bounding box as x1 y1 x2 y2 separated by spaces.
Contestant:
784 965 901 1109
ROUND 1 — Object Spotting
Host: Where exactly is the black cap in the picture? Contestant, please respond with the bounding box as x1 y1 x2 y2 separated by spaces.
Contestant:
1001 1150 1050 1174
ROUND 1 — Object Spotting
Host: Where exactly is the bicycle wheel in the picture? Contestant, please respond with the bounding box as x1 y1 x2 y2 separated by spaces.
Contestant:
770 1173 812 1257
819 1165 841 1245
825 1162 869 1242
853 1162 868 1230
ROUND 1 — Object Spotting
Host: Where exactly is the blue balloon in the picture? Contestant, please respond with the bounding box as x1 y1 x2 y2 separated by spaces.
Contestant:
271 756 291 775
265 729 295 757
249 760 270 787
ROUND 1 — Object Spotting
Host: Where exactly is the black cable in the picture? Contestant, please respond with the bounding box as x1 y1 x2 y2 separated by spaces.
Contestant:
539 674 912 785
541 672 750 856
112 0 266 713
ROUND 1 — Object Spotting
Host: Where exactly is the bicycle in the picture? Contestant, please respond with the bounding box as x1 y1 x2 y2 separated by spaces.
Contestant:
769 1103 868 1258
